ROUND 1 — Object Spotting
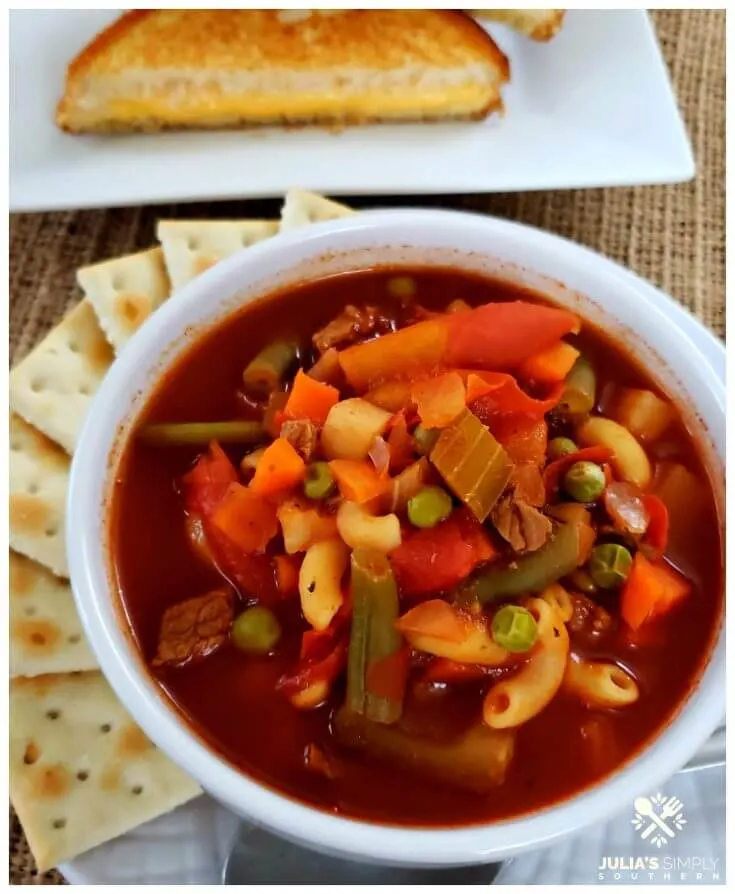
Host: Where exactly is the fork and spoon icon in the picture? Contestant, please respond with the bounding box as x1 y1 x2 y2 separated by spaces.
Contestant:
634 796 684 840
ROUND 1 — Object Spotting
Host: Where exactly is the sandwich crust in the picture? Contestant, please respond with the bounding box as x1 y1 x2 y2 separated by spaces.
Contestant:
56 10 509 133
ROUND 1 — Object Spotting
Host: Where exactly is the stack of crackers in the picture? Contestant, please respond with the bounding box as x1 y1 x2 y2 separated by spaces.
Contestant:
9 189 354 873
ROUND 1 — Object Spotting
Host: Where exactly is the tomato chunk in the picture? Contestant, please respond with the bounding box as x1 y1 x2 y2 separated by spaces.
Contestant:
390 510 497 598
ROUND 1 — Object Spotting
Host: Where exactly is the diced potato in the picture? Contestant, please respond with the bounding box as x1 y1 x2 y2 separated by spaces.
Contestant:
654 462 709 574
240 446 267 474
336 501 401 552
321 399 392 461
277 498 338 554
576 417 652 489
299 539 349 631
611 388 674 443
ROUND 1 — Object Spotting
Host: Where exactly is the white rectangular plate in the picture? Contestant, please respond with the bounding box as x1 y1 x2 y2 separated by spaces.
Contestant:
10 10 694 215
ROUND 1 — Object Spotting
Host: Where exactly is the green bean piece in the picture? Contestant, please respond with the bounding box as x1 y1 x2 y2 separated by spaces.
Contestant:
303 462 336 500
557 357 596 418
347 550 404 724
413 425 440 456
548 436 578 460
588 543 633 589
472 519 591 604
242 339 299 396
563 461 606 503
333 707 515 793
407 486 453 529
568 568 599 595
491 605 538 653
139 420 265 446
231 606 281 654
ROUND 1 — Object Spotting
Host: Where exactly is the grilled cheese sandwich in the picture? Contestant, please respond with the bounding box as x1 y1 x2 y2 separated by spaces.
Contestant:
57 10 509 134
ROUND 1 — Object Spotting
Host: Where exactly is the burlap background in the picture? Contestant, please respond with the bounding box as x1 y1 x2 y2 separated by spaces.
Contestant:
8 9 725 885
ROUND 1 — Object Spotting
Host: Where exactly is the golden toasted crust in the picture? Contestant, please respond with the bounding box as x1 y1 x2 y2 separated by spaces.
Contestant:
469 10 566 42
56 10 509 132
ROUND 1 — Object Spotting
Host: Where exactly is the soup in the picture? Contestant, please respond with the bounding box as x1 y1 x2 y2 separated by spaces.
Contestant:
111 268 722 827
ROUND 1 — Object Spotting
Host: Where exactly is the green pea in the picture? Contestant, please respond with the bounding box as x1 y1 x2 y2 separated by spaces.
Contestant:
303 462 336 500
548 437 578 461
407 486 453 529
413 425 440 457
231 606 281 654
569 567 598 595
563 461 606 503
588 543 633 589
491 605 538 653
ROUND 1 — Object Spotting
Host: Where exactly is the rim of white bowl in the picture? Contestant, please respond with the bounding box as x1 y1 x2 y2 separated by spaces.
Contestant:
68 209 725 867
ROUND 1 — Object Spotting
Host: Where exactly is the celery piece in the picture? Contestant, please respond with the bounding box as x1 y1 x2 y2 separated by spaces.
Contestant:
429 409 512 522
347 549 404 724
333 707 515 793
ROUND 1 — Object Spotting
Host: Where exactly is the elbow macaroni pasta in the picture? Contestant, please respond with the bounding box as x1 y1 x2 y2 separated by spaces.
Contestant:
539 583 574 622
563 655 640 708
403 614 514 667
336 501 401 552
576 416 652 489
299 538 349 631
483 597 569 729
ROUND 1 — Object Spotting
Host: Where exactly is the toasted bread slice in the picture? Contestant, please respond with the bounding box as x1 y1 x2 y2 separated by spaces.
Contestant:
57 10 509 134
469 10 565 42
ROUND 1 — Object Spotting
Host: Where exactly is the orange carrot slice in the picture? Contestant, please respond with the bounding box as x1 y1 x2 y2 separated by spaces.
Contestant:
250 437 306 497
329 459 387 503
620 553 691 631
274 554 301 596
283 369 340 426
395 600 467 643
412 372 466 428
211 483 278 553
518 341 580 384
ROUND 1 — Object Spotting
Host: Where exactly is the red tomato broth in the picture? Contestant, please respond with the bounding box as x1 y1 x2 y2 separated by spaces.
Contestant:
110 267 723 827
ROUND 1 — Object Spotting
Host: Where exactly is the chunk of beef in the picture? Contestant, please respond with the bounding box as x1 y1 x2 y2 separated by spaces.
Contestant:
152 587 235 668
312 305 392 353
491 492 552 553
307 347 343 386
280 419 319 462
568 592 615 643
